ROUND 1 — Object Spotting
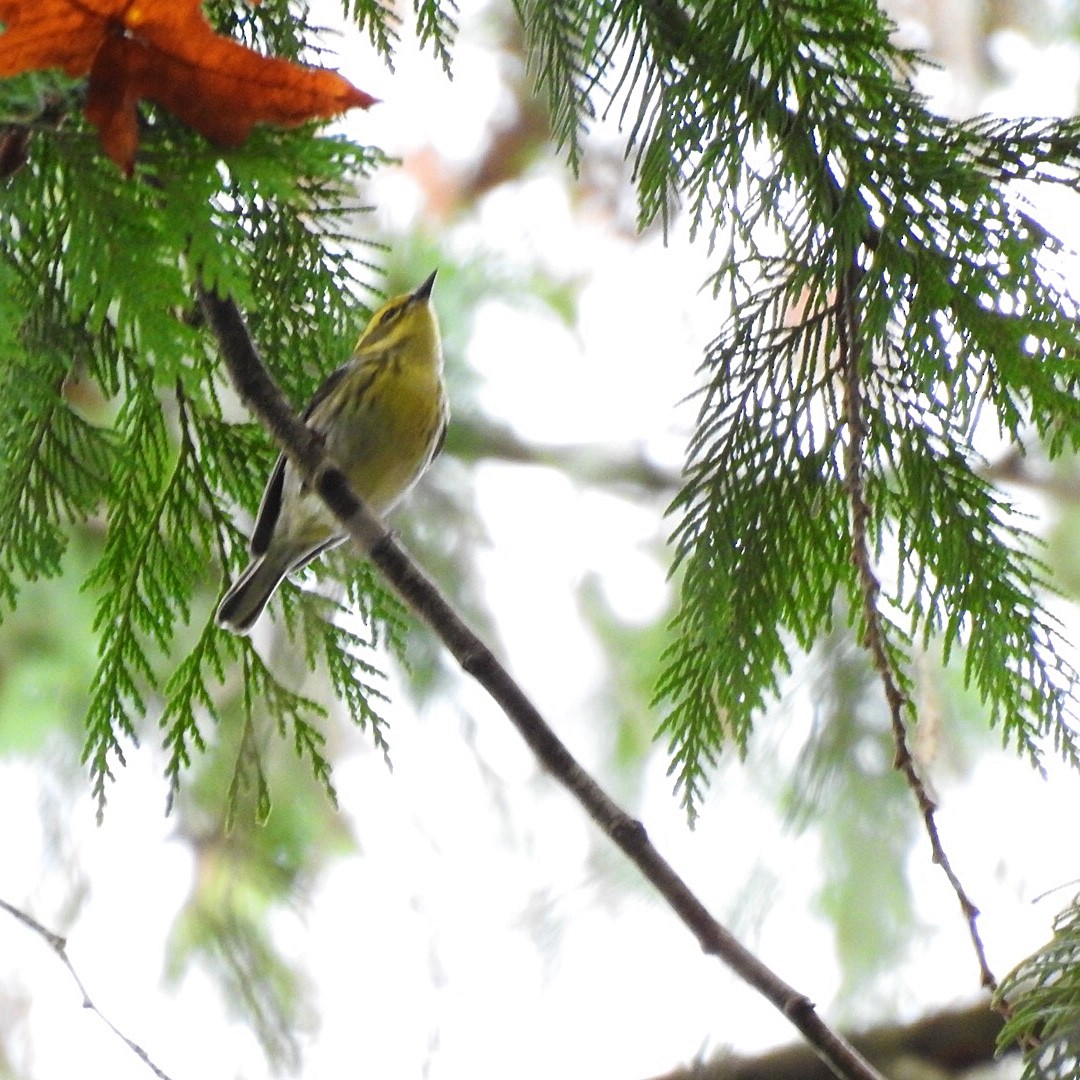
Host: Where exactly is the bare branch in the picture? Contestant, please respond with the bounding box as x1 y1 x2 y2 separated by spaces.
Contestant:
0 896 174 1080
198 282 890 1080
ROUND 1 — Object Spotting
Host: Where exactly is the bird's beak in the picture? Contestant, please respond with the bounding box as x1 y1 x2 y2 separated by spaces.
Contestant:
413 270 437 303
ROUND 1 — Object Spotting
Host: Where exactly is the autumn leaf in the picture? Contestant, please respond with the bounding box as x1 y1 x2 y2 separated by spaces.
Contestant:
0 0 377 173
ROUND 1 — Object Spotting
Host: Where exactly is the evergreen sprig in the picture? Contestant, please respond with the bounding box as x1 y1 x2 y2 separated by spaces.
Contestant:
415 0 460 72
997 894 1080 1078
514 0 1080 811
0 11 401 818
343 0 402 65
513 0 603 169
0 299 115 608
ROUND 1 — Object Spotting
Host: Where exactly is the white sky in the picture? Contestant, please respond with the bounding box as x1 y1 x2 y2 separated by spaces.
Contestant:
3 2 1080 1079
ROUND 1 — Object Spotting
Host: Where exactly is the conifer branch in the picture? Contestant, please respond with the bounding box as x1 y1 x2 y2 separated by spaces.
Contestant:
837 258 995 993
0 896 174 1080
199 282 889 1080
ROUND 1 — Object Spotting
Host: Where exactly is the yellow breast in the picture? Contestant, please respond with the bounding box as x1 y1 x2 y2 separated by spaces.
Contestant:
331 354 446 514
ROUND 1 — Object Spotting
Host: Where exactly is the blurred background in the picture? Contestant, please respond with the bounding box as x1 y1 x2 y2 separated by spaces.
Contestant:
2 0 1080 1077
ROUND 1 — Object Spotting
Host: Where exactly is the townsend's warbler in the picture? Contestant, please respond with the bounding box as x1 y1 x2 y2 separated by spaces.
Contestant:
216 271 447 633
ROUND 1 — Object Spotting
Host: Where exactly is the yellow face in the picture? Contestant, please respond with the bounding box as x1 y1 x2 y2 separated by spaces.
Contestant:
355 274 440 358
366 295 410 332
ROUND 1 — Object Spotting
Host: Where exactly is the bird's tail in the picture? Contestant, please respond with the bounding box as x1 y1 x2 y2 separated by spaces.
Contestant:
216 555 290 634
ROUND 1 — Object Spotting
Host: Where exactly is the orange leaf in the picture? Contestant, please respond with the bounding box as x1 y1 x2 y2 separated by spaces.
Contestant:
0 0 376 173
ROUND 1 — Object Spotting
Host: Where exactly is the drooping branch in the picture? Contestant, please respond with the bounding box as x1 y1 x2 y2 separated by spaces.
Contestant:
198 282 889 1080
836 257 996 992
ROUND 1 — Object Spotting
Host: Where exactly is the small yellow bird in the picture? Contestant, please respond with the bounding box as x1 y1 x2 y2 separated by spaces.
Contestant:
216 271 447 634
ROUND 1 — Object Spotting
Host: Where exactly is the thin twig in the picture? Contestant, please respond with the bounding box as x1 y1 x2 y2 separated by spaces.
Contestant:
836 258 996 991
198 282 890 1080
0 896 174 1080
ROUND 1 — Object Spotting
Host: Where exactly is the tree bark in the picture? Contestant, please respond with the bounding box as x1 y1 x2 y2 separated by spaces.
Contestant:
643 1001 1008 1080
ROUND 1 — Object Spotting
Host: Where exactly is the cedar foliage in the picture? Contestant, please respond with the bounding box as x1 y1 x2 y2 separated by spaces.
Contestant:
3 1 1080 1075
0 3 403 823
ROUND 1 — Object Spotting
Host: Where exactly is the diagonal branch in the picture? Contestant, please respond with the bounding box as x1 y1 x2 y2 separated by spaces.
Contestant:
198 281 890 1080
837 258 996 992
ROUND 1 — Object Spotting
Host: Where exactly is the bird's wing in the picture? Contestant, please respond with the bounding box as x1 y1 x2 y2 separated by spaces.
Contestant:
249 364 351 557
250 453 286 557
301 362 351 422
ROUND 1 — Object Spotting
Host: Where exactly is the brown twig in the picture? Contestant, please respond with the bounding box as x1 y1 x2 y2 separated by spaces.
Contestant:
836 259 996 992
198 281 890 1080
0 896 174 1080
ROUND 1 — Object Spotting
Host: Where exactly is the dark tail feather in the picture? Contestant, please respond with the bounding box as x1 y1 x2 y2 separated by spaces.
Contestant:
216 555 289 634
